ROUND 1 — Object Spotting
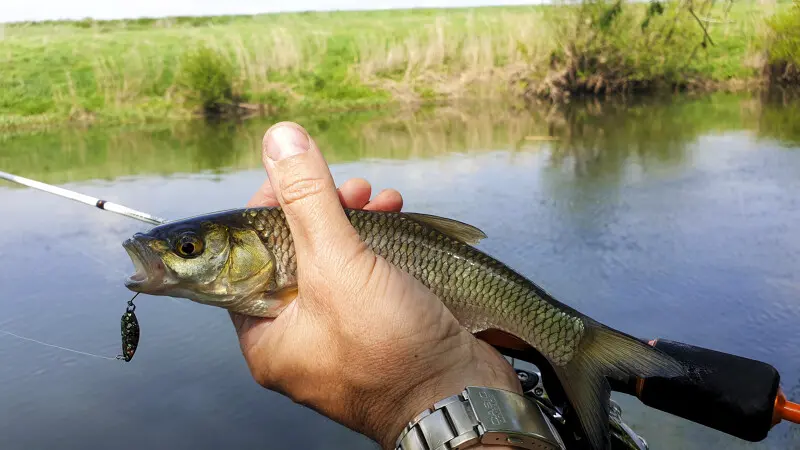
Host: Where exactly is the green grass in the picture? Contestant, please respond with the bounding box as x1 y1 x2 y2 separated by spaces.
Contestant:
0 2 791 130
761 0 800 85
764 0 800 64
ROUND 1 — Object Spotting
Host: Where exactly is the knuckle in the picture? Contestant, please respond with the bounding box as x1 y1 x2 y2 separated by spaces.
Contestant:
279 175 325 206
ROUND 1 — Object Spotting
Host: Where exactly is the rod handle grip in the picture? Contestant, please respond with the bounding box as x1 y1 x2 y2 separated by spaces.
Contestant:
634 339 780 442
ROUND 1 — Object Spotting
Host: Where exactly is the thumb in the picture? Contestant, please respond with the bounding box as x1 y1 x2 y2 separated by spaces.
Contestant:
262 122 367 267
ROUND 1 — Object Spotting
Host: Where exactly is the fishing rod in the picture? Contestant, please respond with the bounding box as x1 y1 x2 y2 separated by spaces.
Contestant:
0 171 147 362
2 171 800 447
0 171 166 225
501 338 800 447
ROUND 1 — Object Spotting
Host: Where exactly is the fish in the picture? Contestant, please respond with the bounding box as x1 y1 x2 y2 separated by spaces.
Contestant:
122 206 684 450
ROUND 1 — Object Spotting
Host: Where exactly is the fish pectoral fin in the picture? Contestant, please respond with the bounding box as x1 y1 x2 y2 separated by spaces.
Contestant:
405 212 487 245
231 286 299 318
270 285 299 304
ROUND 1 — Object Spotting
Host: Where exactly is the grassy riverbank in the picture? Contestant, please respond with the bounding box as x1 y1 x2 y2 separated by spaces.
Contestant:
0 1 795 130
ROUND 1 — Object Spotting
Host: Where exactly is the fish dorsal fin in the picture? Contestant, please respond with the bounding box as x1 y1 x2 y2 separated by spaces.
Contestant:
406 212 487 245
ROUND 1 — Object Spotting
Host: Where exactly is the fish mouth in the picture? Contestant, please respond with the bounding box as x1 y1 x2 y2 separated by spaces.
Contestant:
123 234 167 293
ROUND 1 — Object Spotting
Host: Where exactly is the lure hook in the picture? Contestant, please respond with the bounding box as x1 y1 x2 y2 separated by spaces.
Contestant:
117 293 140 362
1 172 160 363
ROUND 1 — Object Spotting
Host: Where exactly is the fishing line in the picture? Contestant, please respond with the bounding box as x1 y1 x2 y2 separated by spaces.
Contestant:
0 329 119 361
2 235 141 361
50 234 183 304
57 238 129 277
0 292 141 363
1 172 154 364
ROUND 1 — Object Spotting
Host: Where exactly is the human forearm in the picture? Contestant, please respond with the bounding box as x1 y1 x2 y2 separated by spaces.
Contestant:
371 337 522 450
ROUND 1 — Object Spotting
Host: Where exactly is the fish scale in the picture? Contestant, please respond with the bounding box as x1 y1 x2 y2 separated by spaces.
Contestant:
339 209 585 366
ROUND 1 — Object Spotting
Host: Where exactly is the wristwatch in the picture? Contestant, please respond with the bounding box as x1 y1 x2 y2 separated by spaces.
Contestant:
394 386 566 450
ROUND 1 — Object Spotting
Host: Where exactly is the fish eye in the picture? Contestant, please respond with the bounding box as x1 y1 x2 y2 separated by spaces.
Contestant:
175 232 204 258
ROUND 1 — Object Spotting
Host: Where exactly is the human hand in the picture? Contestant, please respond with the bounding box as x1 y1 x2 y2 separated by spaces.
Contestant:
231 122 521 449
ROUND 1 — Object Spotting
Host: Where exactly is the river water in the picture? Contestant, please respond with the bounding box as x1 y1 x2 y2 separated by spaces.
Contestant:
0 94 798 449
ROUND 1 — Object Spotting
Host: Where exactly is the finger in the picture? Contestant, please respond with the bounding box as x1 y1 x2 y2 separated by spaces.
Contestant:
363 188 403 212
247 178 279 207
337 178 372 209
261 122 368 262
250 176 372 210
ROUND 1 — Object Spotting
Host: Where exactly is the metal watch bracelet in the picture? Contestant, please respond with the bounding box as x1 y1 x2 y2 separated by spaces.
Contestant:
394 386 565 450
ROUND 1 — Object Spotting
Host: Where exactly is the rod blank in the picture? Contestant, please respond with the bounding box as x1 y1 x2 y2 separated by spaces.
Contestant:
0 170 167 225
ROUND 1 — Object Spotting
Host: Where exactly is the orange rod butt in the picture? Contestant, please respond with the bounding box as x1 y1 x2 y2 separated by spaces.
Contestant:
782 401 800 424
773 388 800 425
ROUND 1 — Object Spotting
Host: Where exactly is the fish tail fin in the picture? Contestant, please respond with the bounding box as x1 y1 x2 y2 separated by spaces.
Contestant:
552 319 685 450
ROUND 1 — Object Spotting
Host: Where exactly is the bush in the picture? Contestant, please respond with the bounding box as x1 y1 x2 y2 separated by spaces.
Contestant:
515 0 708 101
763 1 800 86
176 44 238 114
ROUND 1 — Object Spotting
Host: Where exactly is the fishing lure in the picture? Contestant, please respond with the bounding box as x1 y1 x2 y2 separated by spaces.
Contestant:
1 170 154 363
0 293 141 362
117 293 140 362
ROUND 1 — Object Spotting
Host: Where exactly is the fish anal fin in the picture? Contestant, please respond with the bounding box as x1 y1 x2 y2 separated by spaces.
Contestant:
553 320 686 450
553 350 613 450
406 212 487 245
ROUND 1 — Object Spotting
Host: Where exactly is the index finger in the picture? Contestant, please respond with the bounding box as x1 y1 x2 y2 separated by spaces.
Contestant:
248 178 280 207
249 176 404 212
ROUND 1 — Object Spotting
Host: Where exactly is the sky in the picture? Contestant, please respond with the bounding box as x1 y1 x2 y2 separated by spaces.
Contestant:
1 0 545 23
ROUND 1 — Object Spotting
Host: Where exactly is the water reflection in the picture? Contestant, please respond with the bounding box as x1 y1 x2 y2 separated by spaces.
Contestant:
752 90 800 147
2 94 798 185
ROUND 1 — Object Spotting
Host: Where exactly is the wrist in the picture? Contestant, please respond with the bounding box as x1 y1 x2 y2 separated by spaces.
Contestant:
374 338 522 450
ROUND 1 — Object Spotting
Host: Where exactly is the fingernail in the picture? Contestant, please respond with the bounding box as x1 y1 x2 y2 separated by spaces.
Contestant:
266 124 310 161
